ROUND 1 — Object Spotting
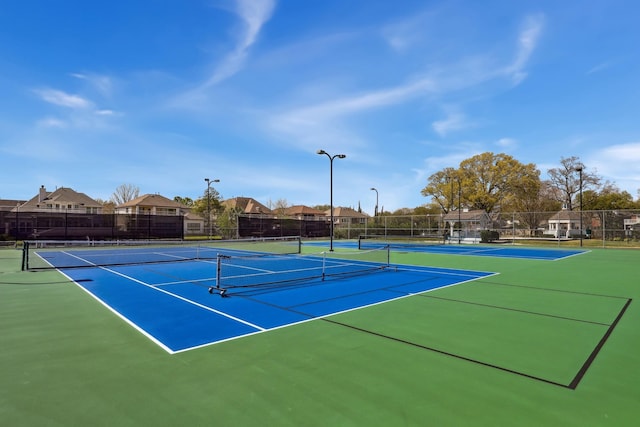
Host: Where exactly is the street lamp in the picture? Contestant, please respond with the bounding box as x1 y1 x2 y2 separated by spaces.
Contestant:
575 166 583 247
370 187 378 216
317 149 346 251
204 178 220 239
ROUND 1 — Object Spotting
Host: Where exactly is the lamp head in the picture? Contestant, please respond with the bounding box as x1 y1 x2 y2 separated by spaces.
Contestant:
317 149 327 155
337 154 346 159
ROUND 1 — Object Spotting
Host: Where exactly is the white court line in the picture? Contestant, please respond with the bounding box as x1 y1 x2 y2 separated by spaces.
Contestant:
62 251 266 332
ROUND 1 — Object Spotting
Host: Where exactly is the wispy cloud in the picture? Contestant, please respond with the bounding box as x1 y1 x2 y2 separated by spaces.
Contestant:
266 77 436 151
203 0 276 87
34 88 93 109
432 111 468 136
502 13 545 84
496 137 517 148
70 73 114 97
381 10 435 53
587 61 612 75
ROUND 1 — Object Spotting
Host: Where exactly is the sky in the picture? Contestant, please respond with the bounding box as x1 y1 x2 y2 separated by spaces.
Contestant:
1 0 639 214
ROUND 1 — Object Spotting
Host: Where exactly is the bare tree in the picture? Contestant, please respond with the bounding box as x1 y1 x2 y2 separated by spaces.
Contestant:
273 198 289 216
546 156 601 210
111 184 140 205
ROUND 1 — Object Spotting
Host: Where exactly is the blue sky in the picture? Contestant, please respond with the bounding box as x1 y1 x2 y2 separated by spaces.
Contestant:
1 0 639 214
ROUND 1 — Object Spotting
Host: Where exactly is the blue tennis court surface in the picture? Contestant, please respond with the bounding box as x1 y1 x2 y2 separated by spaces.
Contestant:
313 241 587 260
45 250 495 354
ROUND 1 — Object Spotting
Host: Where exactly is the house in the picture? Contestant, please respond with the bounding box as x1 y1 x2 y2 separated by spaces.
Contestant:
624 214 640 231
443 209 492 241
115 194 187 216
115 193 203 237
546 209 583 238
283 205 326 220
328 207 369 226
16 185 103 213
0 199 26 212
222 197 273 215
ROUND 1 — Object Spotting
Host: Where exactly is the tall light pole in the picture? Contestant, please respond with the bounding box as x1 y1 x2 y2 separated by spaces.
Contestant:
370 187 378 216
575 166 583 247
204 178 220 239
317 149 346 251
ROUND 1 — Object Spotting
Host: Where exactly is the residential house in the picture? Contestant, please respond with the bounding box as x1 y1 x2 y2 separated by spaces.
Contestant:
222 197 273 215
283 205 326 220
443 209 492 241
546 208 583 238
115 193 203 237
16 185 103 213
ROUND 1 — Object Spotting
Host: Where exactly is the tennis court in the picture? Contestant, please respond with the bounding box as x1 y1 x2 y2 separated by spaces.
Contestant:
321 237 587 260
2 239 638 426
23 239 495 353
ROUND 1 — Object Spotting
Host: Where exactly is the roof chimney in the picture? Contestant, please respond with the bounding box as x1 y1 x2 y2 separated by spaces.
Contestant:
39 185 47 203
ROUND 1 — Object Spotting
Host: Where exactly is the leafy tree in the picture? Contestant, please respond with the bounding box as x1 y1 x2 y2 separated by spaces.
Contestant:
111 183 140 205
420 167 459 213
582 184 636 210
547 156 601 210
174 196 194 207
458 152 539 213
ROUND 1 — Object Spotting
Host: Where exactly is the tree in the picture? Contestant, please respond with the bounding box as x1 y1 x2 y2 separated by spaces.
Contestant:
174 196 194 207
547 156 601 210
273 199 289 216
111 184 140 205
458 152 539 213
582 184 636 210
420 167 459 213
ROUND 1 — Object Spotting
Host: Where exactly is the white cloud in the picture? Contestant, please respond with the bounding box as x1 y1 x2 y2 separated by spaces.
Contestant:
502 13 544 85
36 117 67 128
432 112 467 137
587 142 640 193
204 0 276 87
71 73 114 97
34 88 93 109
496 137 517 148
381 10 435 53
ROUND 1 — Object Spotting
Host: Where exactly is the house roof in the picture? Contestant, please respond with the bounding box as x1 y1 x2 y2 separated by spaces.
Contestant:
0 199 26 211
222 197 272 214
443 209 490 222
326 207 369 218
117 194 185 209
20 187 102 210
284 205 326 216
548 210 583 221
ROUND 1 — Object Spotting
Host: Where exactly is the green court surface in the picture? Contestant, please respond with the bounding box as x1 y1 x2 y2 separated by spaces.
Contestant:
1 244 639 426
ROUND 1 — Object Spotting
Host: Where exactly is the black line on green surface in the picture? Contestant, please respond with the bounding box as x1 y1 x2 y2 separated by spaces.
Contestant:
568 298 632 390
482 281 630 300
420 294 611 326
322 317 571 389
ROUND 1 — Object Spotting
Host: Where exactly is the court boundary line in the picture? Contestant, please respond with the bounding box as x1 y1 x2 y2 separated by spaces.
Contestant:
172 269 498 353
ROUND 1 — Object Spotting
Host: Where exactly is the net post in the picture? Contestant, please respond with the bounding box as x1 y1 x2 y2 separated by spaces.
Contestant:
321 251 326 281
216 254 222 289
386 244 390 267
21 241 29 271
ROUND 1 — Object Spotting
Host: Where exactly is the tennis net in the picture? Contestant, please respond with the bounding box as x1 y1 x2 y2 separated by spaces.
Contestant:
22 236 301 270
358 234 445 250
212 245 391 296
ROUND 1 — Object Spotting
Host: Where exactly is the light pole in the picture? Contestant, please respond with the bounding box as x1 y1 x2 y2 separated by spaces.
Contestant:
317 149 346 251
204 178 220 239
457 176 461 244
370 187 378 216
575 166 583 247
